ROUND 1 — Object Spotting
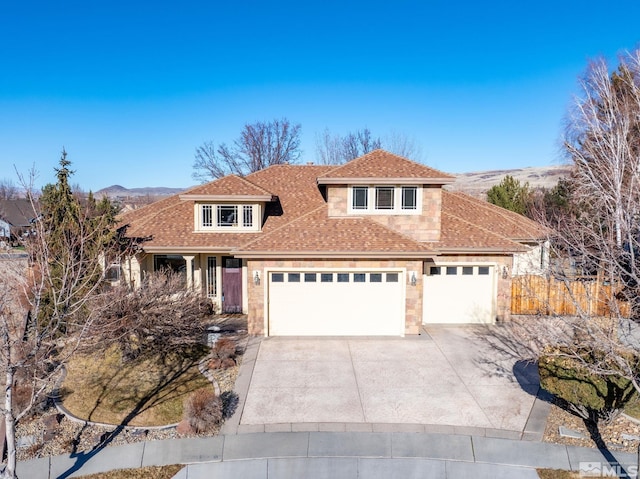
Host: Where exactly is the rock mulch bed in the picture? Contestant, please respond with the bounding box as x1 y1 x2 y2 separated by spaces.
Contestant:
16 360 241 462
543 399 640 453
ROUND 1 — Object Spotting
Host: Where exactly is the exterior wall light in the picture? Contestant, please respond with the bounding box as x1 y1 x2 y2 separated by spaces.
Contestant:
253 270 260 286
410 271 417 286
502 265 509 279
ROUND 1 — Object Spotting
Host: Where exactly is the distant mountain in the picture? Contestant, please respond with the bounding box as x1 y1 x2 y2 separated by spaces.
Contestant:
448 165 571 198
94 164 571 203
95 185 187 198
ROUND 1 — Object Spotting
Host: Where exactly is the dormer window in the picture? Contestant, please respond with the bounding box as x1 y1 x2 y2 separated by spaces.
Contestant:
217 205 237 227
196 203 260 232
349 186 421 214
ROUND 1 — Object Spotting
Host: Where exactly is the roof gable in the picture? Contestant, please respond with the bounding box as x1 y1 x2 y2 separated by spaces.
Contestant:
318 149 455 184
179 175 274 200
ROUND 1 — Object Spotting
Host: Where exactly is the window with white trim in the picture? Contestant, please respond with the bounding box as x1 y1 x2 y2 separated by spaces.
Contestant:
202 205 213 227
243 205 253 227
348 185 421 214
375 187 394 209
401 186 417 210
217 205 237 227
197 203 260 231
205 256 216 298
352 186 368 210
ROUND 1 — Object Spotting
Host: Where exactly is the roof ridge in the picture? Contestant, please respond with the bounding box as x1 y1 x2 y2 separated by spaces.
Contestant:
226 174 275 196
317 149 455 179
359 216 432 250
237 204 328 250
237 205 434 253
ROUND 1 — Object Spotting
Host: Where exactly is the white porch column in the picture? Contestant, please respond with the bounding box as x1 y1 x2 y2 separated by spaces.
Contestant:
192 255 202 290
183 255 195 289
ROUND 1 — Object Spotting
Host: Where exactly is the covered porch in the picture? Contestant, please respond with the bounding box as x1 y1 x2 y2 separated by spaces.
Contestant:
122 251 249 314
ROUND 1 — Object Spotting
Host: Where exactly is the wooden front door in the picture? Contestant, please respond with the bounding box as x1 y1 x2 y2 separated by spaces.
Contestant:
222 256 242 313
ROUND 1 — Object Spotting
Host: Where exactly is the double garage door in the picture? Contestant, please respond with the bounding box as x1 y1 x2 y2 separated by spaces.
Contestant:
423 264 496 324
268 270 405 336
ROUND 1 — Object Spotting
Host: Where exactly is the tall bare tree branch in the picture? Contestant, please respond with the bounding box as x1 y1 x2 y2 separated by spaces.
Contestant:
192 118 302 182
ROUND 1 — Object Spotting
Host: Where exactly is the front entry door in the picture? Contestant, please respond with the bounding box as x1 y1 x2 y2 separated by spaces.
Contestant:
222 257 242 313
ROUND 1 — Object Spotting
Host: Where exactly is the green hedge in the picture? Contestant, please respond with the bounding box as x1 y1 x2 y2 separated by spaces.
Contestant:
538 349 636 417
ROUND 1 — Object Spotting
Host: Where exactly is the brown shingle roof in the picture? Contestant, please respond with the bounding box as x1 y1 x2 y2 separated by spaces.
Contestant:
120 155 543 256
442 191 545 241
238 206 435 257
182 175 274 198
436 212 528 253
318 149 455 182
119 165 334 250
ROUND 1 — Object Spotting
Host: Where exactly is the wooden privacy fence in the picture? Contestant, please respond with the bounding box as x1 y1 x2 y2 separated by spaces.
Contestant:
511 275 631 317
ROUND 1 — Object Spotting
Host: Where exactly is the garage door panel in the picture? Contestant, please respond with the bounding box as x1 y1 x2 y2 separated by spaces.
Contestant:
268 271 404 336
423 265 495 324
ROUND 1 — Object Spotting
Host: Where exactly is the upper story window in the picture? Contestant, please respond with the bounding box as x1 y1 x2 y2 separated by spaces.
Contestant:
349 186 420 214
196 203 260 232
217 205 237 227
402 186 417 210
353 186 368 210
375 187 394 209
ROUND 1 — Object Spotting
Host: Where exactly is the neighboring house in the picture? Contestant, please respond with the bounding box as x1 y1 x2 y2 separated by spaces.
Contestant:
0 199 37 244
119 150 546 336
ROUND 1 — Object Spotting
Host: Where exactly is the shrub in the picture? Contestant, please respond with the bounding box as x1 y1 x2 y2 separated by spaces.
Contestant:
183 389 223 433
538 347 636 421
208 338 237 370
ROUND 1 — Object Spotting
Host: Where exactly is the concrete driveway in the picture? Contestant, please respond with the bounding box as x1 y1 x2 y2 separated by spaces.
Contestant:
239 327 542 432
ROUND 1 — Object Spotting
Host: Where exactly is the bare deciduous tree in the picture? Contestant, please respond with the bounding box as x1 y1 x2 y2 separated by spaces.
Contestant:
0 156 119 478
192 118 302 182
0 180 19 201
314 127 381 165
315 128 423 165
383 130 424 161
485 50 640 430
342 128 382 161
84 271 215 361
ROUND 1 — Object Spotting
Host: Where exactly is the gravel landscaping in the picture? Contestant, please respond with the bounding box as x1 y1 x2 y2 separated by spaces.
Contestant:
15 325 246 462
543 398 640 453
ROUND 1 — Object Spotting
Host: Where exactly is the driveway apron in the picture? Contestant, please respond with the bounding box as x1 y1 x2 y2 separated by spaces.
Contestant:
240 327 540 431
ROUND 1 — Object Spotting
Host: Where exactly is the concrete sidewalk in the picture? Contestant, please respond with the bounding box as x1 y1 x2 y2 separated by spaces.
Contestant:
17 431 639 479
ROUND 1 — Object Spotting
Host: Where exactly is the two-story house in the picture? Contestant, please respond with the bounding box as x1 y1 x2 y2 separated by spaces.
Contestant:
119 150 545 336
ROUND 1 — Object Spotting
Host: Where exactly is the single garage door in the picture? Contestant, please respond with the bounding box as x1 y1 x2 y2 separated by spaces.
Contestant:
423 265 495 324
268 271 405 336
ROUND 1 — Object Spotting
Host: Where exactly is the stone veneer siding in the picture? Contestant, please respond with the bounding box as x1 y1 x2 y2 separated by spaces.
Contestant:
246 259 424 336
326 185 441 241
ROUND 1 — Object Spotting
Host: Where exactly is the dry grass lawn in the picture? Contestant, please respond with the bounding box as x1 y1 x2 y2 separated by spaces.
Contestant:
76 464 182 479
537 469 580 478
61 345 211 426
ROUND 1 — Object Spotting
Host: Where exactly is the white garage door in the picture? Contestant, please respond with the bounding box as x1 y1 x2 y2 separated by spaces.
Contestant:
268 271 405 336
423 265 495 324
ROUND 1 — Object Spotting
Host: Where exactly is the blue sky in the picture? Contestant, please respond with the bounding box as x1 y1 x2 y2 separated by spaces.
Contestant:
1 1 639 192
